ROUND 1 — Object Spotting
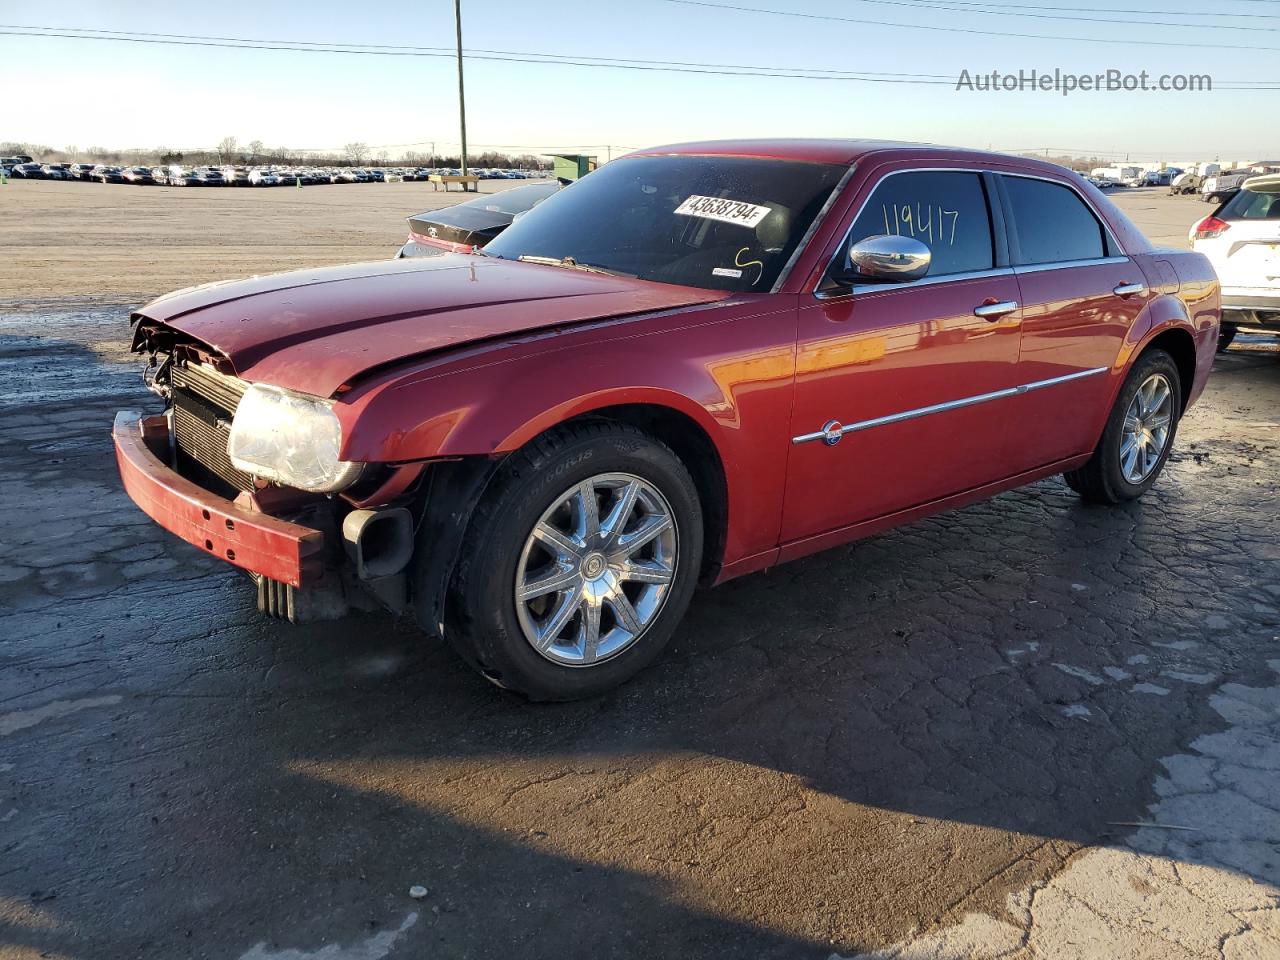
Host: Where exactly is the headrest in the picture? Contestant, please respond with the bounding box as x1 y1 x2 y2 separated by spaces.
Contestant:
755 204 791 250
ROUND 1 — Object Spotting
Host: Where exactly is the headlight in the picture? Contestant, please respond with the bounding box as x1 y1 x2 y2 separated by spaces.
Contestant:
227 383 362 493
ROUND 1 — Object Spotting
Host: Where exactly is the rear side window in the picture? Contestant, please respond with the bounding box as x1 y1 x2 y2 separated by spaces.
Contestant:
845 171 994 276
1003 176 1107 264
1219 184 1280 220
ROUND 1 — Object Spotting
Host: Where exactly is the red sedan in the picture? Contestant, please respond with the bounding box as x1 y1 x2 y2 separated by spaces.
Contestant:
115 140 1220 700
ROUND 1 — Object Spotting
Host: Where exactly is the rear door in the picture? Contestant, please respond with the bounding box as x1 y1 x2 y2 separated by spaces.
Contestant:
997 174 1150 470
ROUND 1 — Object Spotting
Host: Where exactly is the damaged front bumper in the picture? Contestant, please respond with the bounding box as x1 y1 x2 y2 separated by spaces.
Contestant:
113 410 326 588
113 410 405 622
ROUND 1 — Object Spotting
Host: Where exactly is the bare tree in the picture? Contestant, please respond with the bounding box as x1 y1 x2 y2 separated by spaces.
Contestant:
216 135 239 164
343 142 368 166
247 140 264 163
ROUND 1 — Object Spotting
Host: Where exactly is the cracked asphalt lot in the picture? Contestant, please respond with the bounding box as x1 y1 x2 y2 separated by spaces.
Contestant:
1 189 1279 959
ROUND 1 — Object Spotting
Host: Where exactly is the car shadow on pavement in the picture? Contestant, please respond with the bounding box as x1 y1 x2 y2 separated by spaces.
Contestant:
1 330 1277 958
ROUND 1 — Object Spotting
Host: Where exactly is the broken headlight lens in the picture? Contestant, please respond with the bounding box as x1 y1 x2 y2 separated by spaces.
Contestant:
227 383 362 493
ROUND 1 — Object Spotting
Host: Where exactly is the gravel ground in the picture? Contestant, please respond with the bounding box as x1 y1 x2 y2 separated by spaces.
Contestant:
0 178 534 302
0 183 1277 960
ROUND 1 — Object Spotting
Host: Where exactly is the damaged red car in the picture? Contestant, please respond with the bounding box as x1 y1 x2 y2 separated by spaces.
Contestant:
115 140 1220 700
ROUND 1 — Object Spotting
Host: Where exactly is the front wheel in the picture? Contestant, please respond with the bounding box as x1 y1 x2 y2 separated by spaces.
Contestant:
1063 350 1181 504
442 421 704 701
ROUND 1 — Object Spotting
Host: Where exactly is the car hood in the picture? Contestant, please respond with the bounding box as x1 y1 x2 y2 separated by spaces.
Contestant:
136 255 731 396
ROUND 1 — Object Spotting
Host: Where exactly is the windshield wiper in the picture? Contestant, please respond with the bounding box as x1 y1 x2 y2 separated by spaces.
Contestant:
516 255 632 277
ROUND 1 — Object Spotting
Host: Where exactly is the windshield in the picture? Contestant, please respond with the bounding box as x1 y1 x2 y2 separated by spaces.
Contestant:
483 155 847 292
1219 182 1280 220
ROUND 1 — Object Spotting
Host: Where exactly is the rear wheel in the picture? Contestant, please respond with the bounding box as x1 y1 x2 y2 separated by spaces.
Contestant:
1064 350 1181 504
445 421 704 701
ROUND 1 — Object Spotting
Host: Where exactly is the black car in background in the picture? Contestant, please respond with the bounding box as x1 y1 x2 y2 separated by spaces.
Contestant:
11 163 44 178
68 163 97 180
91 165 126 183
398 181 560 257
122 166 155 185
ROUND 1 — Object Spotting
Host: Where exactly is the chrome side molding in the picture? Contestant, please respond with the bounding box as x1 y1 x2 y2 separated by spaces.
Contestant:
792 367 1109 445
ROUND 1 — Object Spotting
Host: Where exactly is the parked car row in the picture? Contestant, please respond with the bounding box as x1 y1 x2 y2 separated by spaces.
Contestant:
2 159 552 185
1084 168 1183 190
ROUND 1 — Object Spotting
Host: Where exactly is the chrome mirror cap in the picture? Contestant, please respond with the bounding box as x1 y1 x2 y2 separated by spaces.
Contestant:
849 235 932 282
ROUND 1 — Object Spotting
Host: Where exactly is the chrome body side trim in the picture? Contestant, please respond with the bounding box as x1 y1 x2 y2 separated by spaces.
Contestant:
1013 255 1129 276
791 367 1109 444
815 266 1017 300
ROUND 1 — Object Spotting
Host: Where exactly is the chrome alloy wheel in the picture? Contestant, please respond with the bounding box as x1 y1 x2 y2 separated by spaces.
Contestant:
1120 373 1174 484
514 473 678 667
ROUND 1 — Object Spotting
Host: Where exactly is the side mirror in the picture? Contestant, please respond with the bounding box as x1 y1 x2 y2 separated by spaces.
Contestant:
846 235 932 283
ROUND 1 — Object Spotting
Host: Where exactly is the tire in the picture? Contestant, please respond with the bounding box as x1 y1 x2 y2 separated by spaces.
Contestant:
1063 350 1182 504
1217 324 1238 353
443 421 704 701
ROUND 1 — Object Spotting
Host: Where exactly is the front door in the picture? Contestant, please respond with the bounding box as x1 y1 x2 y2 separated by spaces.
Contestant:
782 169 1024 545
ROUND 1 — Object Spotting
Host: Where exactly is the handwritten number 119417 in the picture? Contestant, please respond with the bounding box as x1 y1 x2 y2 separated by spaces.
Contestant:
882 203 960 246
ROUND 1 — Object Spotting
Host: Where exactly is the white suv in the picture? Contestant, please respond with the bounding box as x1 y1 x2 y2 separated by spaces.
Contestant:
1191 174 1280 350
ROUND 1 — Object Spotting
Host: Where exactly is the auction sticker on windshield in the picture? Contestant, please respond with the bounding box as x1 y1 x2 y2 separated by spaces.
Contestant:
674 195 772 228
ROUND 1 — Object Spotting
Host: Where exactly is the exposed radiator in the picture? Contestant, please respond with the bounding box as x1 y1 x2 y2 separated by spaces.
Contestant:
170 363 255 493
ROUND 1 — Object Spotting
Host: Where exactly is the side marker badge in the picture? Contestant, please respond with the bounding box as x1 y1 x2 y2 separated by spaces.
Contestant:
821 420 844 446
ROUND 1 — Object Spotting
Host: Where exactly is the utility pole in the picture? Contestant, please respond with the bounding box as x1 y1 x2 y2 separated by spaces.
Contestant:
454 0 468 177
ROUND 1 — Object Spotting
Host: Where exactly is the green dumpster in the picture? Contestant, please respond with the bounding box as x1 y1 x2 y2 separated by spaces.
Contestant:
548 154 598 182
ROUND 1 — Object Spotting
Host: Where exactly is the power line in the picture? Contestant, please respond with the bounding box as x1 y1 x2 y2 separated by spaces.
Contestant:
659 0 1280 51
0 27 962 85
874 0 1280 18
3 22 1279 87
843 0 1280 31
0 23 955 78
0 27 959 83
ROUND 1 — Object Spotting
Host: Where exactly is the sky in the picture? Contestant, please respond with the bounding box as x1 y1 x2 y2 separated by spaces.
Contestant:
2 0 1278 162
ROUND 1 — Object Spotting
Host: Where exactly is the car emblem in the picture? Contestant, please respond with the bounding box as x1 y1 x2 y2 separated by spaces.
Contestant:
821 420 844 446
427 227 439 238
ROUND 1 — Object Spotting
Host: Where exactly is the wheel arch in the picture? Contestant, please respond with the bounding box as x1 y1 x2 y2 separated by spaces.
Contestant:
552 403 730 586
409 398 733 641
492 396 730 585
1136 324 1198 413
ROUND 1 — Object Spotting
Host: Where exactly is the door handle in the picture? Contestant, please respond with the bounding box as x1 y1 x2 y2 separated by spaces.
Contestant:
1113 282 1146 297
973 300 1019 320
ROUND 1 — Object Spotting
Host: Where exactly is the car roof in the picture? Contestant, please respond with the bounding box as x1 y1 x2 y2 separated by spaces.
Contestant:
625 138 1071 176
